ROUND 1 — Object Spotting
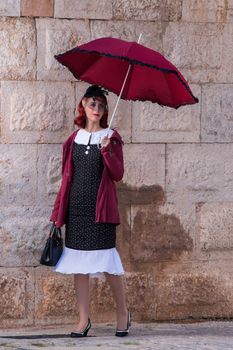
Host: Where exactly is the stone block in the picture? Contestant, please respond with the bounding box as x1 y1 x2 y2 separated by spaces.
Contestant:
1 81 75 143
37 144 62 206
118 185 196 266
115 202 131 267
36 18 90 81
0 207 52 267
156 267 233 320
182 0 230 23
21 0 54 17
123 144 165 188
54 0 112 19
76 82 132 143
0 17 36 80
130 204 193 263
113 0 182 21
202 84 233 142
132 84 201 143
91 20 163 52
0 145 37 206
0 268 34 328
35 267 77 325
0 0 20 16
157 201 197 255
166 144 233 204
163 23 233 83
197 202 233 251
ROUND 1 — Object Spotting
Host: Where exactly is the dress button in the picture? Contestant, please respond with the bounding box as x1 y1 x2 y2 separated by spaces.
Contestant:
86 146 90 150
85 150 89 154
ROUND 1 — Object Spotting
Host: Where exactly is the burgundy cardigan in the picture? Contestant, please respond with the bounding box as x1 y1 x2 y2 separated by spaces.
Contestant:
50 129 124 227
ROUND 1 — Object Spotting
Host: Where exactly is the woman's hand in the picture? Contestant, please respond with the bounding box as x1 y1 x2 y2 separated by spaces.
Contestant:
101 136 110 148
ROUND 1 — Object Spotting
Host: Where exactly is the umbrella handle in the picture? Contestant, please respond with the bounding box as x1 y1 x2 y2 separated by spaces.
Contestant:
106 33 142 136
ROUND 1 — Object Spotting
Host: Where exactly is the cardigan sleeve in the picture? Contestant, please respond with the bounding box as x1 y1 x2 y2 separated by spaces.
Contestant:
101 137 124 182
50 187 61 222
50 142 67 223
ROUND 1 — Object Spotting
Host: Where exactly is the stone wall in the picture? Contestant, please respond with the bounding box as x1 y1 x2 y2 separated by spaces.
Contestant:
0 0 233 328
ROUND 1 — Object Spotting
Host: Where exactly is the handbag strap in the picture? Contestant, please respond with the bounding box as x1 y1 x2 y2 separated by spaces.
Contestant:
50 223 62 239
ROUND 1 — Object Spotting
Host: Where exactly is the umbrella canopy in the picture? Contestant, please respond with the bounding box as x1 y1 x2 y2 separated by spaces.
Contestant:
55 37 198 109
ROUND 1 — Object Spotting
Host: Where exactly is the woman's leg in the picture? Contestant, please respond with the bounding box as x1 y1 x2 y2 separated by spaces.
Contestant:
105 273 129 330
74 274 90 330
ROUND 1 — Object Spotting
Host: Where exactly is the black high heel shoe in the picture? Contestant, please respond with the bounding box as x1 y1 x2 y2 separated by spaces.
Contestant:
71 318 91 337
115 310 131 337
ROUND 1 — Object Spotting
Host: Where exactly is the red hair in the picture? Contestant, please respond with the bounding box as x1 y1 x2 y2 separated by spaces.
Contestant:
74 96 109 128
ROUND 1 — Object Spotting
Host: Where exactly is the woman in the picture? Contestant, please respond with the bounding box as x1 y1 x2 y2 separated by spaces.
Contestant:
50 85 131 337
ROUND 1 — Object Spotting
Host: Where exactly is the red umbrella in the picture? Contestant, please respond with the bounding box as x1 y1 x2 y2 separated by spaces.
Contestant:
55 36 198 108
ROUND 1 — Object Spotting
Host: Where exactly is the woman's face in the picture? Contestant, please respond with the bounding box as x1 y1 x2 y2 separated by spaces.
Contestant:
82 97 106 124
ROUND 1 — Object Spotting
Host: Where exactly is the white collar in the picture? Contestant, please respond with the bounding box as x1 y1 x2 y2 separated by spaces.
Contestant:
74 128 114 145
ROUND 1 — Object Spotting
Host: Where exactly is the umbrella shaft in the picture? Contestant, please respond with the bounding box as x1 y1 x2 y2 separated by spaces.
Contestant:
107 64 131 133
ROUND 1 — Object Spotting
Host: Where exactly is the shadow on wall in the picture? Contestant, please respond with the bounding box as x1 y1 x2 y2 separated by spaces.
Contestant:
117 182 193 267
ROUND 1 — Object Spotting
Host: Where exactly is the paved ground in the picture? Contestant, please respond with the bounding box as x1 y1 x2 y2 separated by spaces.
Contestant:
0 321 233 350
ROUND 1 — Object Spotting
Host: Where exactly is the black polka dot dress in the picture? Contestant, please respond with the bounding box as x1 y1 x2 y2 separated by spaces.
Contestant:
54 128 124 279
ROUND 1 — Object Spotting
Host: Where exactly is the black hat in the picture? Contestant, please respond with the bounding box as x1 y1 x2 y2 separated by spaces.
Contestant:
83 85 108 98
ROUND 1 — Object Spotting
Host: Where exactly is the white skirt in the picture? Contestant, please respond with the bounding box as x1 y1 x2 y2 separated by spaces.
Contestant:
54 247 125 281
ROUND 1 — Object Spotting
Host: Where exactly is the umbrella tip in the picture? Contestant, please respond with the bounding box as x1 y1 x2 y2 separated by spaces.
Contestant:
137 33 142 43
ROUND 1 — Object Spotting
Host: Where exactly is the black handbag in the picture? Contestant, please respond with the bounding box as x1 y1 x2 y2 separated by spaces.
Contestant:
40 223 63 266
